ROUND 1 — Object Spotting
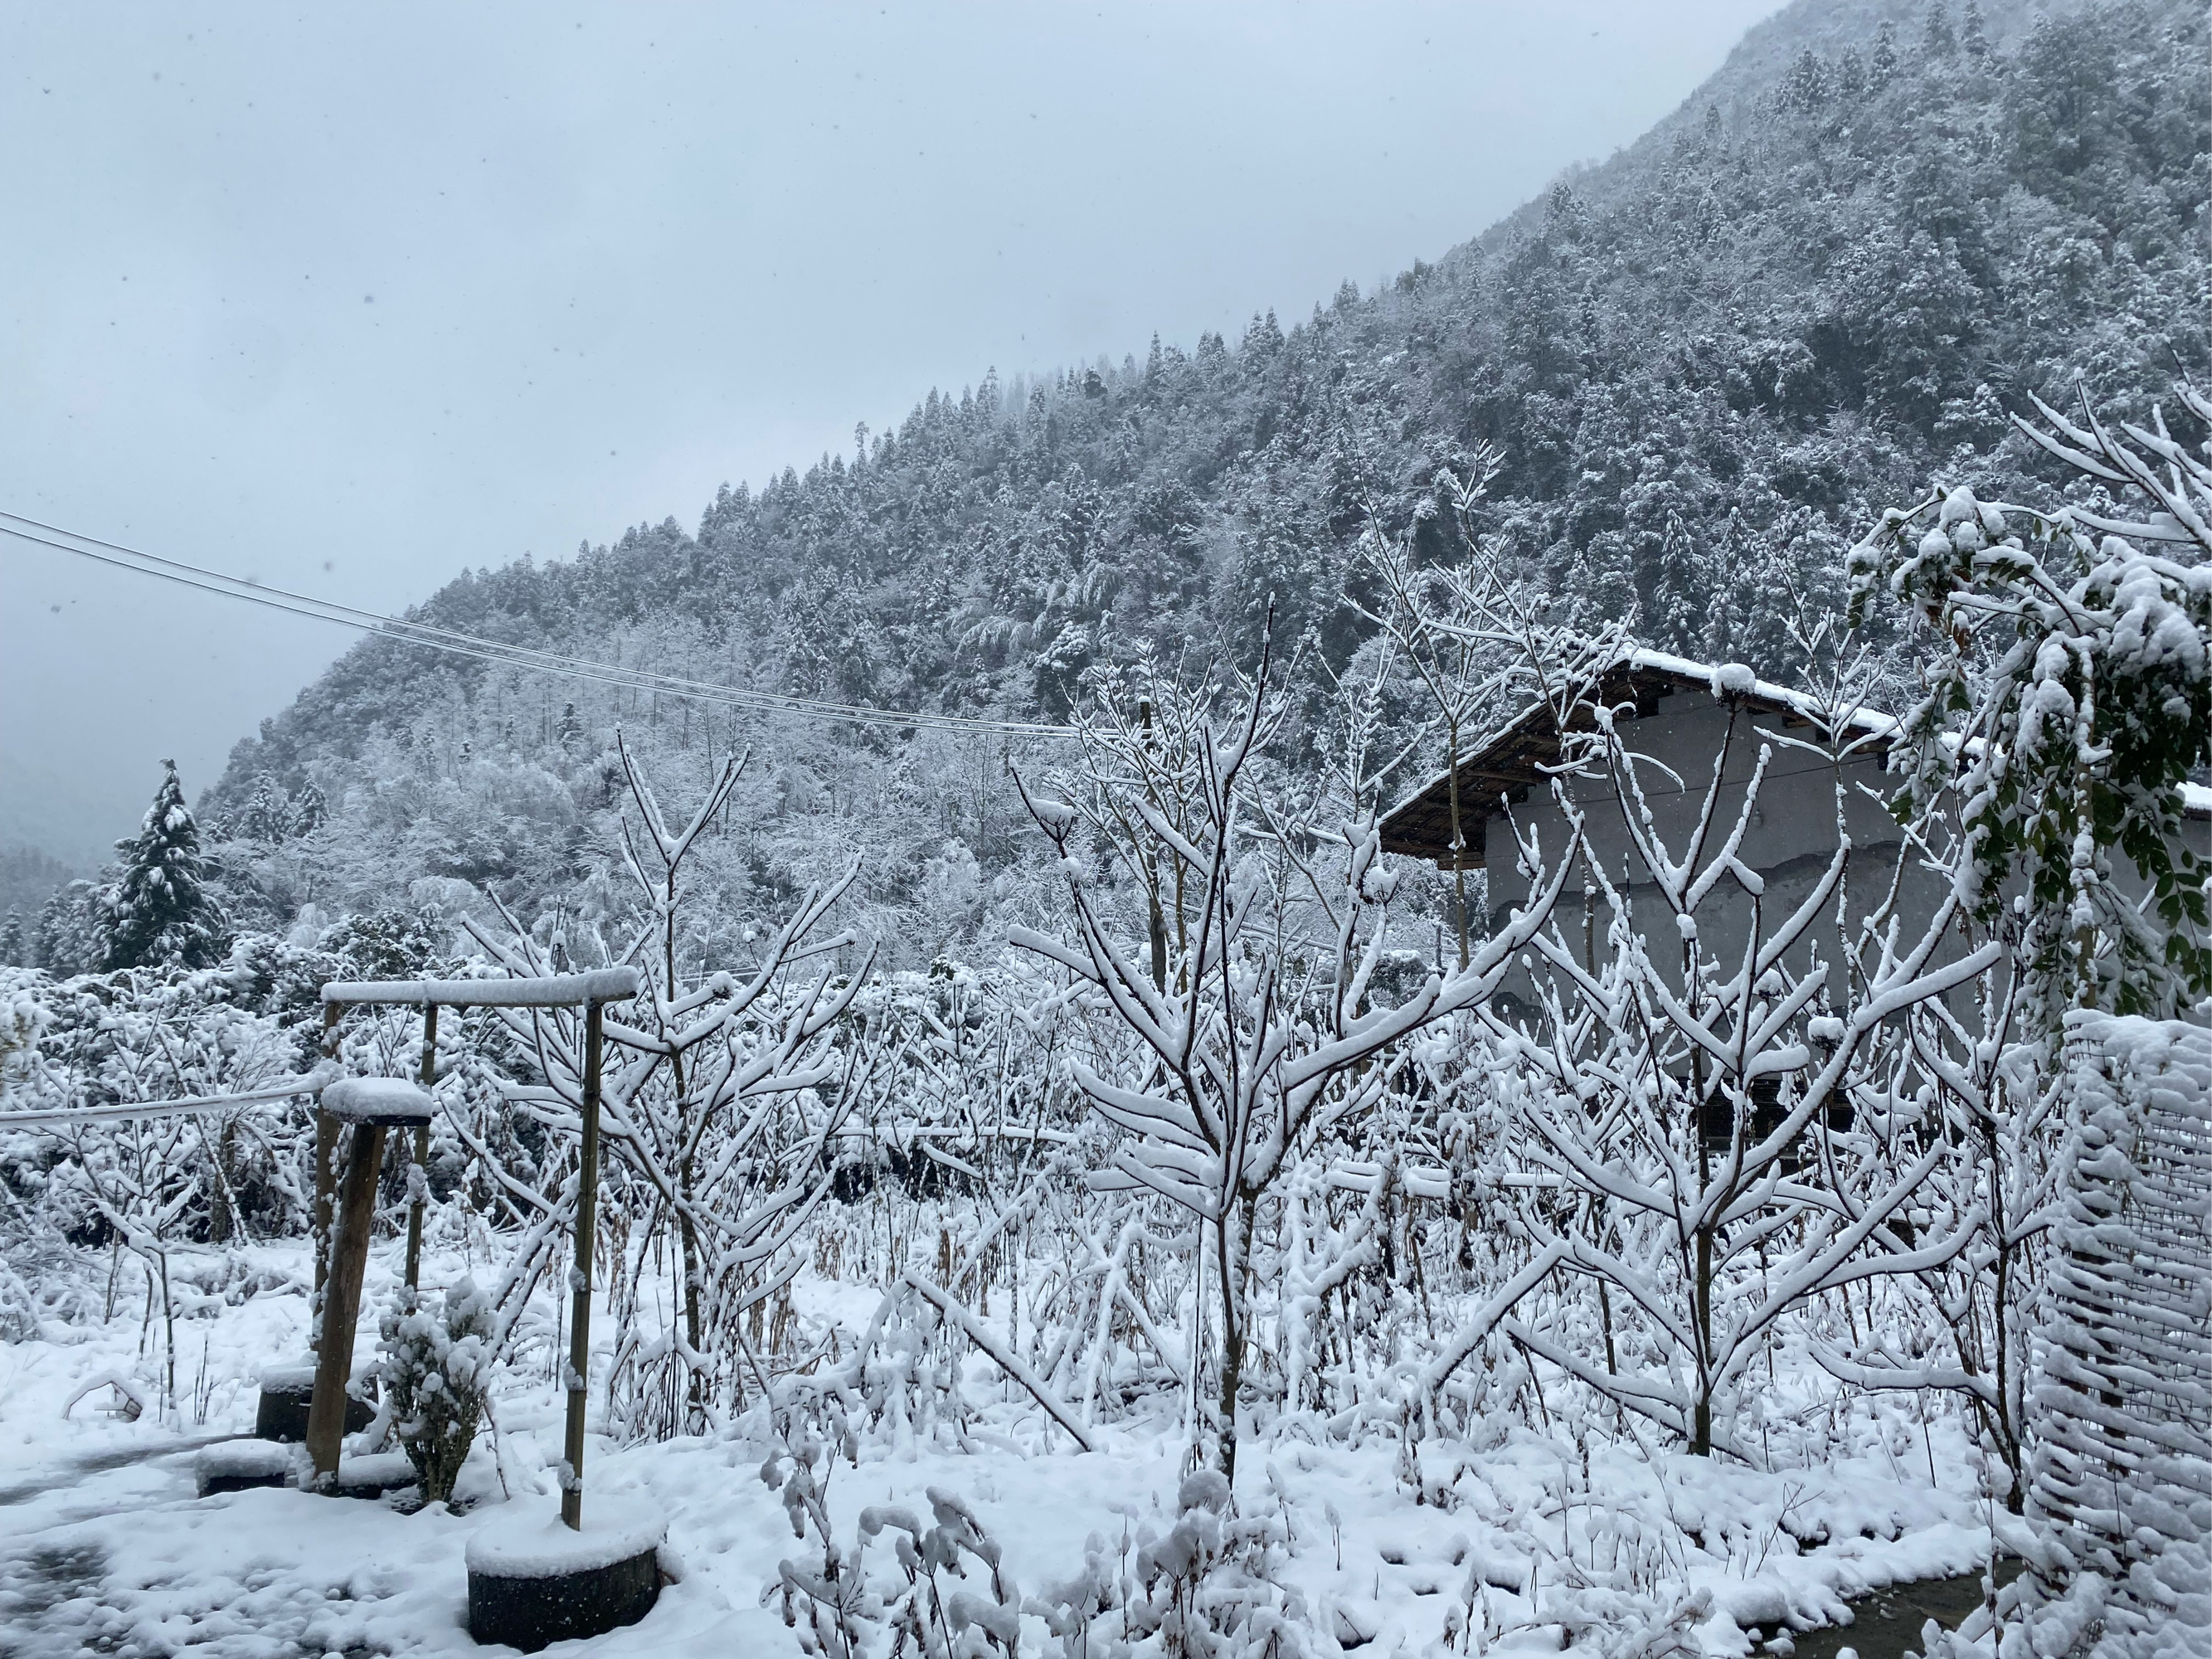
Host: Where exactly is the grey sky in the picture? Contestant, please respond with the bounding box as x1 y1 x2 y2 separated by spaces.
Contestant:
1 0 1783 868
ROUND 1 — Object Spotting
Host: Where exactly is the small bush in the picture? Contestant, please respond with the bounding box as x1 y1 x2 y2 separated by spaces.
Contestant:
377 1277 493 1504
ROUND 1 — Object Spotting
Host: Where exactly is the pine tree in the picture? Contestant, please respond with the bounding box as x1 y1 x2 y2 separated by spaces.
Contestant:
1923 1 1957 60
1650 511 1709 655
290 780 327 838
1962 0 1990 64
100 761 226 971
1873 19 1898 78
0 911 23 966
34 880 102 975
245 769 286 842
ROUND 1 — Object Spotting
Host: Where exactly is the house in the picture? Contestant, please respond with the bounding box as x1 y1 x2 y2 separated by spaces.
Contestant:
1378 648 2212 1009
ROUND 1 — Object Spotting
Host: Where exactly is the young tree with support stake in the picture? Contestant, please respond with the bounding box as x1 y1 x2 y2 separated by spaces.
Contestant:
456 735 873 1440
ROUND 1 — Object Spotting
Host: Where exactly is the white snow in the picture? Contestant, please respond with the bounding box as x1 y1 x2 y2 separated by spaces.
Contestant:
195 1439 295 1479
319 966 643 1007
464 1494 667 1579
318 1076 436 1124
0 1236 2026 1658
1709 662 1758 698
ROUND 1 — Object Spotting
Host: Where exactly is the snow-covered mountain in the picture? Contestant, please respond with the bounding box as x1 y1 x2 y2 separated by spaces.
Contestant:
148 0 2206 952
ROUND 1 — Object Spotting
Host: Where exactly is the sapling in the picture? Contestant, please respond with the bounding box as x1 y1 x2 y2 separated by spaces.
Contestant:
377 1276 495 1504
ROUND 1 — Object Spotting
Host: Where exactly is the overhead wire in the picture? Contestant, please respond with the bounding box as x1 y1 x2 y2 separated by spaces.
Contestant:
0 508 1077 740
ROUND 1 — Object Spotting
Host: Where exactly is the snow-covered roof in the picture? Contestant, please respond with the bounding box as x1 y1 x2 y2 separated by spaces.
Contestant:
1617 647 1902 741
1378 646 2209 868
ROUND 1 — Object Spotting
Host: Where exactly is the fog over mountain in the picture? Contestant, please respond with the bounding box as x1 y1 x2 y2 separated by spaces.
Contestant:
1 0 1785 873
119 0 2198 969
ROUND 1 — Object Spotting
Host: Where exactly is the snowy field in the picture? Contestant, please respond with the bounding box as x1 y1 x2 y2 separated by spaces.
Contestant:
0 1238 2007 1658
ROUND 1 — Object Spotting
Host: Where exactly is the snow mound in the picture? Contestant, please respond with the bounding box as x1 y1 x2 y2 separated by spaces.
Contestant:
465 1496 667 1579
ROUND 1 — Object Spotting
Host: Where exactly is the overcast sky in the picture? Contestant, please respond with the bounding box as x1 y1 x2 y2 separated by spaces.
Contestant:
0 0 1783 868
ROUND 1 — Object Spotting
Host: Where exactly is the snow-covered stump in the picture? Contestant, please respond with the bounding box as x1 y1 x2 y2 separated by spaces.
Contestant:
195 1439 297 1497
332 1451 420 1501
464 1498 666 1651
2019 1013 2212 1651
255 1359 372 1443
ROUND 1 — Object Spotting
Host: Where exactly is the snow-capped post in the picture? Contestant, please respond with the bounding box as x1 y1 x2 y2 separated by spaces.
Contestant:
304 1073 435 1491
561 993 603 1532
403 1002 436 1290
309 1000 341 1331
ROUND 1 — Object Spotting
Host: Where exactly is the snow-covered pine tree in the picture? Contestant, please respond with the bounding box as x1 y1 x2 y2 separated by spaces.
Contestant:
0 911 23 967
243 770 287 843
34 880 104 975
100 761 226 972
289 779 326 839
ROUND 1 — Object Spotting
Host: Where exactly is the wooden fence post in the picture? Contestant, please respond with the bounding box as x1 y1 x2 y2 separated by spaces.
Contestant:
405 1003 438 1290
305 1120 387 1489
310 1001 342 1345
561 998 605 1530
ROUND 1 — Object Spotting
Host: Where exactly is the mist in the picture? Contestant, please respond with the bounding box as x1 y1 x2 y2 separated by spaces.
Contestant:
0 0 1782 869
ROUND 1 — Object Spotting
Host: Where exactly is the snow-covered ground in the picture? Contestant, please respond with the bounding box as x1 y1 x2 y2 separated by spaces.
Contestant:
0 1240 2007 1657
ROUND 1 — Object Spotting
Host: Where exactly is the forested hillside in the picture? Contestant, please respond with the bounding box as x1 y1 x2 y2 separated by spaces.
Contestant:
153 0 2209 960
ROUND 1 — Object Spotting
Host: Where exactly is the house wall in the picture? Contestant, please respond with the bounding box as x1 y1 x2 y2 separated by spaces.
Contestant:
1480 690 1940 1021
1477 685 2212 1024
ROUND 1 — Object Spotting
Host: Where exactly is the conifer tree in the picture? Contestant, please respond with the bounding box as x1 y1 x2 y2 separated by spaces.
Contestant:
289 780 327 838
0 910 22 966
100 761 226 971
244 769 286 842
34 880 102 975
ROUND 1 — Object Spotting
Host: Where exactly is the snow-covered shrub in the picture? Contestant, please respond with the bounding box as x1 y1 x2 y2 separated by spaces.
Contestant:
767 1443 1029 1659
0 969 44 1103
1116 1468 1310 1659
1847 381 2212 1028
377 1277 495 1504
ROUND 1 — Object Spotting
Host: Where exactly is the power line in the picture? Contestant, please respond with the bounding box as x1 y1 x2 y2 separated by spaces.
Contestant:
1 509 1076 741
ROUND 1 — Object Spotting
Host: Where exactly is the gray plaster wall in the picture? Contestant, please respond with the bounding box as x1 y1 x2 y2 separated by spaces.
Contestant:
1477 687 2212 1024
1482 692 1941 1019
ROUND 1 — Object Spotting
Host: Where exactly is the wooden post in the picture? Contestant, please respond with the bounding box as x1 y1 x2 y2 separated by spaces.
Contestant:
306 1120 387 1489
405 1004 437 1290
310 1001 343 1342
561 999 605 1530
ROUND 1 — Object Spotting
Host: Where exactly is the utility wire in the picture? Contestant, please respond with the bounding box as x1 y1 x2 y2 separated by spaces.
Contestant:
1 509 1076 740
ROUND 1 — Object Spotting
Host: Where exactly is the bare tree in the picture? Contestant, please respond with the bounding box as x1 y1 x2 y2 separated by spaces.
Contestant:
1014 619 1568 1481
